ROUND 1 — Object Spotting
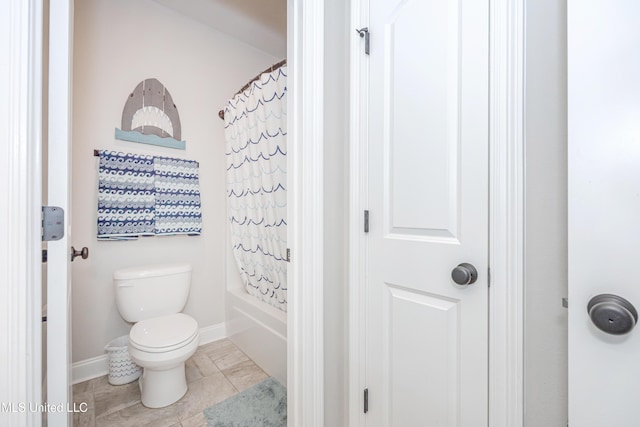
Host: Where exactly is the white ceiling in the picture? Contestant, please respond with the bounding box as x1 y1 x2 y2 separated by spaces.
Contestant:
153 0 287 58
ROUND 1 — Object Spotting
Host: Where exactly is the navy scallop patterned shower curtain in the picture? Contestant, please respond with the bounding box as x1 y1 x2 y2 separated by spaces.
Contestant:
223 65 287 311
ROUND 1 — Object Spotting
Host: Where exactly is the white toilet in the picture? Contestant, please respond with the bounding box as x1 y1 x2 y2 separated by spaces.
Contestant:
113 263 200 408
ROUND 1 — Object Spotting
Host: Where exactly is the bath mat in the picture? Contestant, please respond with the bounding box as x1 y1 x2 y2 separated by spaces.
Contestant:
203 378 286 427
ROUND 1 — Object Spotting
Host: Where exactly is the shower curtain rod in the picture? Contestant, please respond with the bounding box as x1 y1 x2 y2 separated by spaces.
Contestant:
218 58 287 121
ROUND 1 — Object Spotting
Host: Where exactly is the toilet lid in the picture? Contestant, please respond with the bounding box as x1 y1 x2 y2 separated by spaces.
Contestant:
129 313 198 352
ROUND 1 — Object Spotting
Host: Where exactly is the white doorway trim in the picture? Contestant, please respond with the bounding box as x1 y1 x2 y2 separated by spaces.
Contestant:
0 0 44 426
287 0 325 426
347 0 526 425
487 0 525 425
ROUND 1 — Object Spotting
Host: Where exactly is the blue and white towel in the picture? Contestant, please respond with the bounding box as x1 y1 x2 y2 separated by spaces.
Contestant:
153 156 202 235
97 151 156 240
97 150 201 240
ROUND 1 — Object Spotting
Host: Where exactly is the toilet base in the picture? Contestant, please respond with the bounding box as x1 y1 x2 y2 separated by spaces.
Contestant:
139 363 188 408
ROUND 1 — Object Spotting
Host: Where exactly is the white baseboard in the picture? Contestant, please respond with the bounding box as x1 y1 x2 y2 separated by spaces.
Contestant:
71 322 227 384
198 322 227 345
72 354 109 385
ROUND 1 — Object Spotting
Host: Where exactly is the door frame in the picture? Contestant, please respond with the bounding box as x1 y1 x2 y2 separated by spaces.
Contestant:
1 0 44 425
8 0 327 425
347 0 526 425
286 0 327 425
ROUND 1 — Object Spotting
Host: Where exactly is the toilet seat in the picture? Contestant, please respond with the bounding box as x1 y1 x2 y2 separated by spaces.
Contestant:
129 313 198 353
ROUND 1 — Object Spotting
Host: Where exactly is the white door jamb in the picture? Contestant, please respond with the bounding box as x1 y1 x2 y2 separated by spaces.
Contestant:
348 0 369 425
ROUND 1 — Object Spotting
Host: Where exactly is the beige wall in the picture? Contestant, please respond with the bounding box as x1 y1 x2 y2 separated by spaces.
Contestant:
524 0 568 425
71 0 277 362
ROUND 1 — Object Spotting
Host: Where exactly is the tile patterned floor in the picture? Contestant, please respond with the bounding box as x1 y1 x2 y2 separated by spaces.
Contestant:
72 339 270 427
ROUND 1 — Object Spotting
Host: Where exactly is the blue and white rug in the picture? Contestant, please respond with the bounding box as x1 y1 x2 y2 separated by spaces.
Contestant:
203 378 286 427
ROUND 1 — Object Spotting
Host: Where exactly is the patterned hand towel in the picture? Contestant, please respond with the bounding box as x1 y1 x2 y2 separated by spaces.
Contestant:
153 156 202 235
97 151 155 240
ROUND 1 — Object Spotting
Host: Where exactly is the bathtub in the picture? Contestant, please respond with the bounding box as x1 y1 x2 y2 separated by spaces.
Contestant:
226 288 287 385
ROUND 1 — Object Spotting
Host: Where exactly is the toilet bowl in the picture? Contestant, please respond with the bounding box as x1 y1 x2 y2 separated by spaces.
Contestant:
128 313 199 408
113 263 198 408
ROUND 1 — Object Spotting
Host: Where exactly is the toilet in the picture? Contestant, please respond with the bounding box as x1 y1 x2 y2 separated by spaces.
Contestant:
113 263 199 408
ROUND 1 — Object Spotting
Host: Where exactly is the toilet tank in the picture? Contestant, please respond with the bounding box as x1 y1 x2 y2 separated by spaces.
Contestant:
114 263 192 322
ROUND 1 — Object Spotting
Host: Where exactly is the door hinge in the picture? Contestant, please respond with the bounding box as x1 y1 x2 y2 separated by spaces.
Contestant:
364 210 370 233
356 27 370 55
286 248 291 262
42 206 64 241
42 249 48 263
487 267 491 287
364 388 369 413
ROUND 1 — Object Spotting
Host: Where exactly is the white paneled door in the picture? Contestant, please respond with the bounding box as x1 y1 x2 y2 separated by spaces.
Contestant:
365 0 489 426
568 1 640 425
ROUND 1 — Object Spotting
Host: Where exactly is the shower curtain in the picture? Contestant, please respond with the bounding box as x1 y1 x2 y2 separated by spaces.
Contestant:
224 65 287 312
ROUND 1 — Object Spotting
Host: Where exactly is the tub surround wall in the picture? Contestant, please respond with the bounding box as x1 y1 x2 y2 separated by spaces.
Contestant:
72 0 278 367
225 288 287 385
